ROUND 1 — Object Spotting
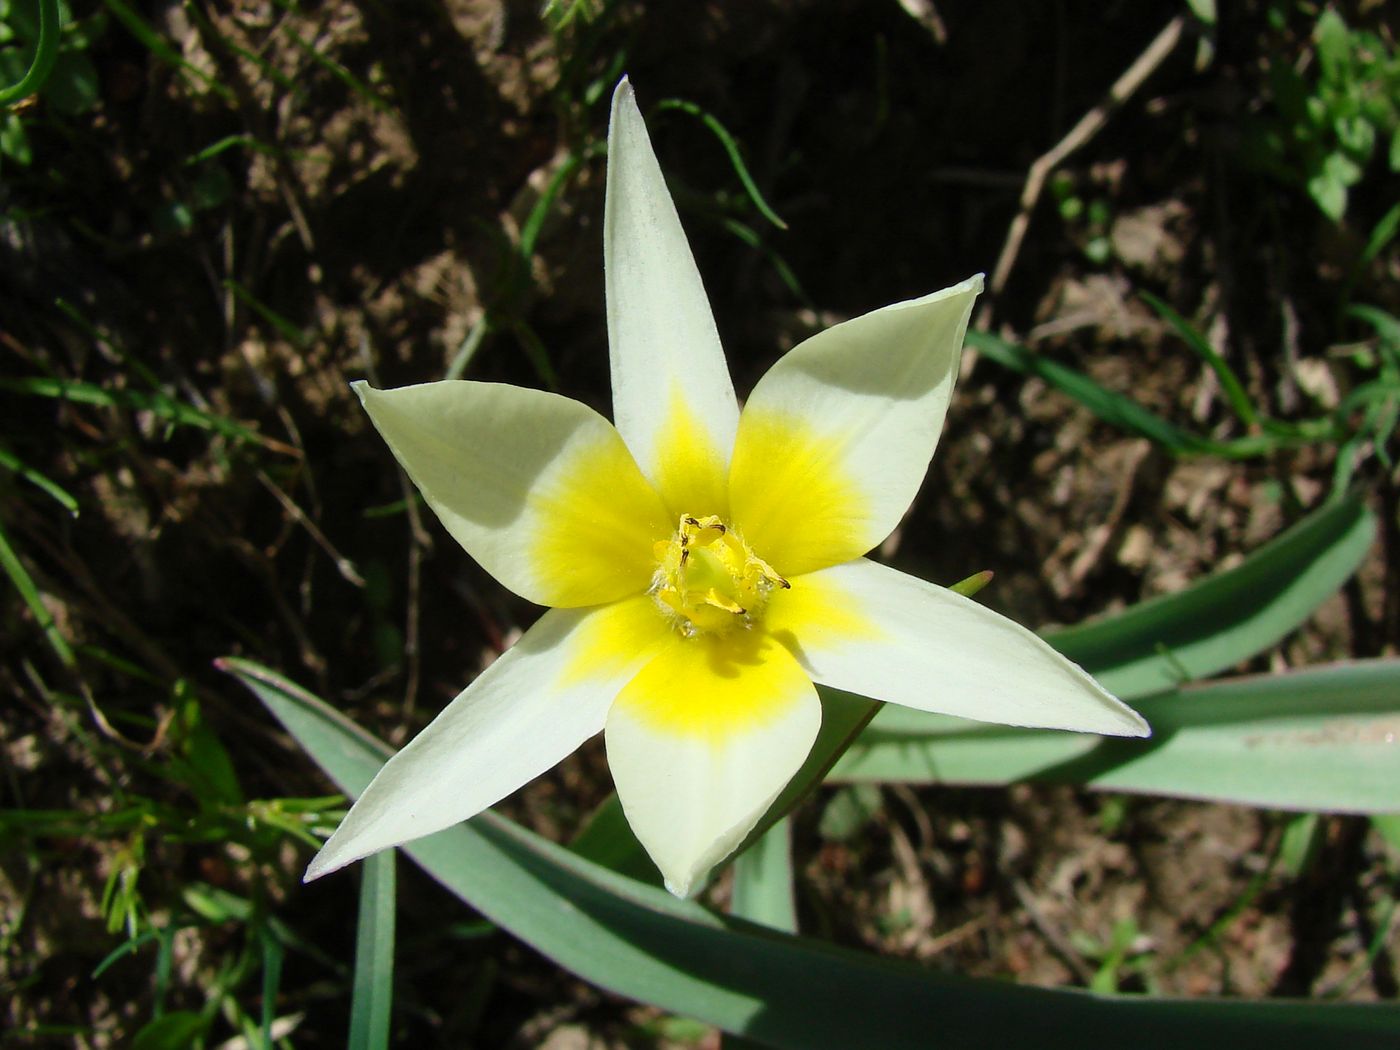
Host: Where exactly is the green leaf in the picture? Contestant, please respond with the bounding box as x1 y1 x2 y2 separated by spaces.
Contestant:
728 686 881 868
832 660 1400 814
1314 9 1351 85
966 330 1216 456
569 793 658 884
1278 814 1323 878
0 109 32 165
1140 292 1259 430
655 97 787 230
0 441 79 514
1184 0 1216 26
260 931 285 1045
0 518 74 666
130 1012 207 1050
100 0 234 102
0 374 267 445
1371 814 1400 852
222 657 1400 1050
348 851 395 1050
1307 167 1346 222
161 686 245 808
1358 202 1400 270
817 783 882 843
0 0 58 105
1045 491 1375 700
730 817 796 933
223 280 307 351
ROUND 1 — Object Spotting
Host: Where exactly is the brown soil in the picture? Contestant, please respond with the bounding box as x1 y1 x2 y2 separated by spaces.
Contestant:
1 1 1396 1046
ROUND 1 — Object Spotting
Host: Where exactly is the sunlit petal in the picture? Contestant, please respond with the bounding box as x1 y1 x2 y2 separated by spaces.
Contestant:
769 558 1149 737
605 630 821 896
729 276 982 577
355 380 670 608
306 596 674 880
605 78 738 513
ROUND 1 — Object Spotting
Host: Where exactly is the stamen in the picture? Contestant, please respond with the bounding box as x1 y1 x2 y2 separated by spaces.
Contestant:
651 513 785 637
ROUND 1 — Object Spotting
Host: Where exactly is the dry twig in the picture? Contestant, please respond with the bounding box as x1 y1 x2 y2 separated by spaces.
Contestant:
981 16 1186 324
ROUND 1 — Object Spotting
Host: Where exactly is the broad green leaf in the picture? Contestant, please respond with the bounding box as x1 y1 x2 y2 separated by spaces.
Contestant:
730 817 796 933
348 851 395 1050
223 658 1400 1049
1044 492 1375 700
569 793 658 885
833 661 1400 814
730 686 880 865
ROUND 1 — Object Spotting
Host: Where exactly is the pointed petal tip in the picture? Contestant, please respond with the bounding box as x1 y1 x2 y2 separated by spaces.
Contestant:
303 831 373 884
662 873 697 899
1096 700 1150 739
610 75 636 117
302 849 339 884
937 271 983 303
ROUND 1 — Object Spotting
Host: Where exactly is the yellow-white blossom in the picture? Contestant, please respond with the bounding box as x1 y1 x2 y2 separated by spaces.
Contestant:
307 79 1148 897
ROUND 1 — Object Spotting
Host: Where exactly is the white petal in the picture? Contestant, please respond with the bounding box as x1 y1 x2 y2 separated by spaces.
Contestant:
605 631 821 897
355 380 670 608
605 78 738 511
306 596 675 880
768 558 1149 737
729 276 982 577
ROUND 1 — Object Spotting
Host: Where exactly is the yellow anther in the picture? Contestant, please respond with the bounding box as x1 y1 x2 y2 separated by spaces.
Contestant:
650 513 787 636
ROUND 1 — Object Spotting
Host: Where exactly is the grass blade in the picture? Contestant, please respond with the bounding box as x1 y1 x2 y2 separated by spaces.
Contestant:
0 443 79 515
0 375 268 446
0 520 75 666
655 98 787 229
1141 291 1260 430
347 850 395 1050
730 818 796 933
101 0 235 102
967 329 1215 455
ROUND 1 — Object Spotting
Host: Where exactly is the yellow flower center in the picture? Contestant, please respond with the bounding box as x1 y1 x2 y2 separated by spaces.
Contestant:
651 514 789 637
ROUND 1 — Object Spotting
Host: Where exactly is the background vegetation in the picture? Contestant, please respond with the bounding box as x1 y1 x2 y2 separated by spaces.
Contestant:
2 0 1397 1046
